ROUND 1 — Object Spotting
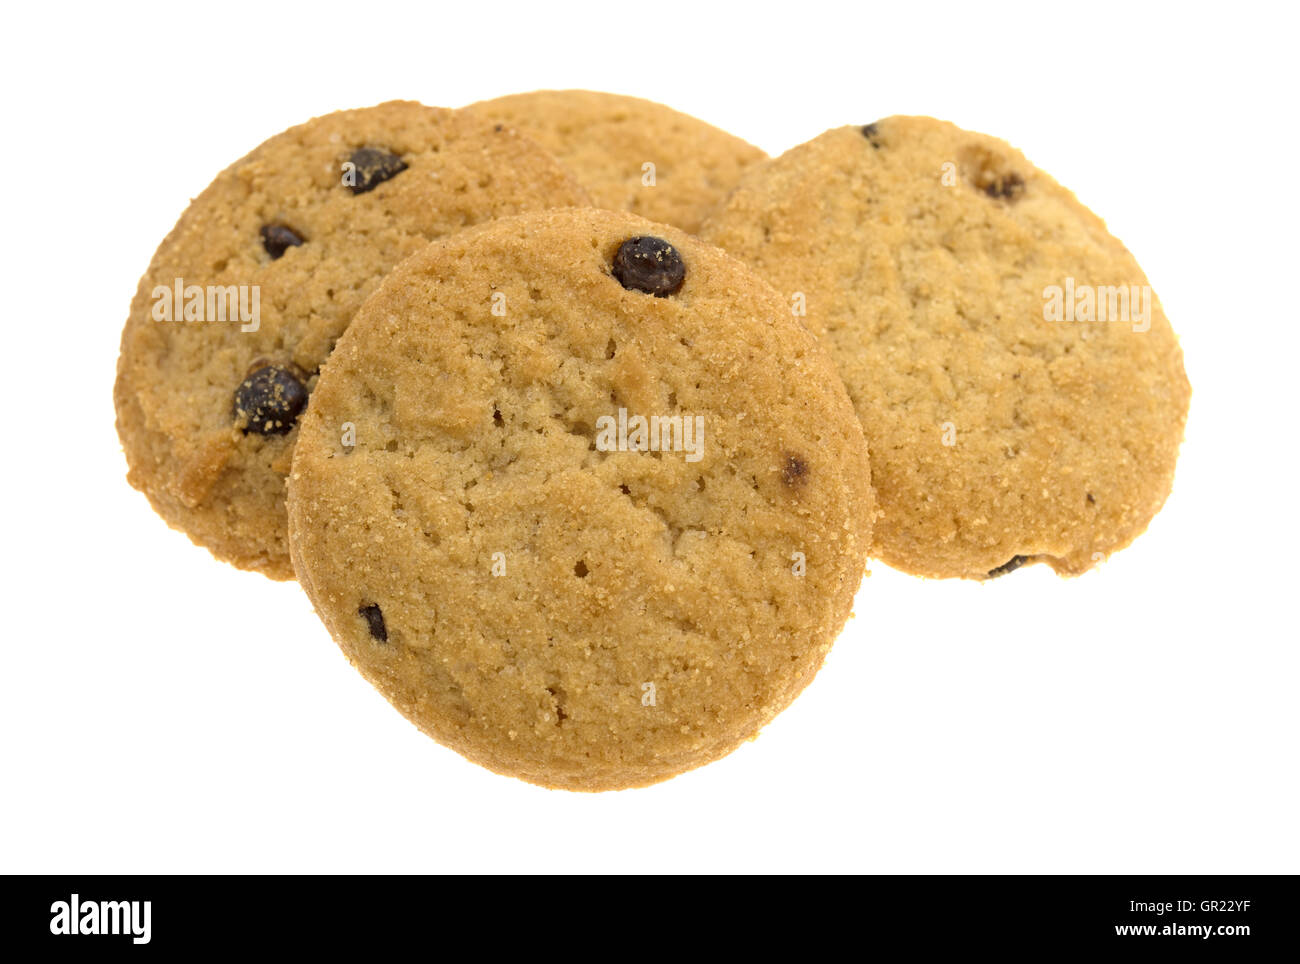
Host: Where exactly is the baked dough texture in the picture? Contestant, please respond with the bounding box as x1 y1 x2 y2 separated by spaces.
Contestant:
287 207 874 790
701 116 1190 579
464 90 766 234
115 101 588 578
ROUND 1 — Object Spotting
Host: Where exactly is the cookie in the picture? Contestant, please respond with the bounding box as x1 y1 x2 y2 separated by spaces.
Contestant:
287 207 874 790
463 90 766 234
114 101 588 579
701 116 1190 579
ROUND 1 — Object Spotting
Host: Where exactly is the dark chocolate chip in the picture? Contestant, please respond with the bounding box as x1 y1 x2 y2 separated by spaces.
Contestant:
346 147 408 194
260 223 304 259
233 365 307 435
987 555 1029 579
358 603 388 642
1086 492 1096 505
861 123 882 148
782 454 809 486
983 172 1025 201
612 236 686 297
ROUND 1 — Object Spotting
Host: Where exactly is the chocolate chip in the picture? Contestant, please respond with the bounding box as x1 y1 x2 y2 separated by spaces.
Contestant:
781 454 809 486
987 555 1029 579
861 123 882 148
346 147 408 194
260 223 304 259
983 172 1025 201
612 236 686 297
233 365 307 435
358 603 387 642
1086 492 1096 505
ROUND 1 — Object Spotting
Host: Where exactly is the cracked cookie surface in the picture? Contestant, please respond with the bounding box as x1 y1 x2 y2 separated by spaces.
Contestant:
114 101 588 579
464 90 766 234
287 207 874 790
701 116 1190 579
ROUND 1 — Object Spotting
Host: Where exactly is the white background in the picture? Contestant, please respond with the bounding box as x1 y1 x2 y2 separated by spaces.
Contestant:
2 1 1296 874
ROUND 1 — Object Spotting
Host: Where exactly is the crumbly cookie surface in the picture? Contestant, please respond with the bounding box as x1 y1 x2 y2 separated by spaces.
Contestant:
464 90 766 234
287 207 874 790
114 101 588 579
701 117 1190 579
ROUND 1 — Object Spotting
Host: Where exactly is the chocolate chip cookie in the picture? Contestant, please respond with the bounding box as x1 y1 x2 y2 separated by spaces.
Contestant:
464 90 766 234
114 101 588 579
287 207 874 790
701 116 1190 579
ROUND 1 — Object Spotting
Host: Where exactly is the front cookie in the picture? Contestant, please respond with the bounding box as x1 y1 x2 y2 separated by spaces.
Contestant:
287 208 874 790
464 90 766 234
702 117 1191 579
114 101 588 579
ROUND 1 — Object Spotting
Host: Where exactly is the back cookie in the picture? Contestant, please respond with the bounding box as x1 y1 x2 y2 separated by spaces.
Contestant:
464 90 766 234
114 101 588 578
702 116 1190 579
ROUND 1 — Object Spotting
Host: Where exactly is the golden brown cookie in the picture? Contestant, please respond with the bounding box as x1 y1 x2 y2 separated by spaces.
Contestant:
701 116 1190 579
114 101 588 579
287 207 874 790
464 90 766 234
